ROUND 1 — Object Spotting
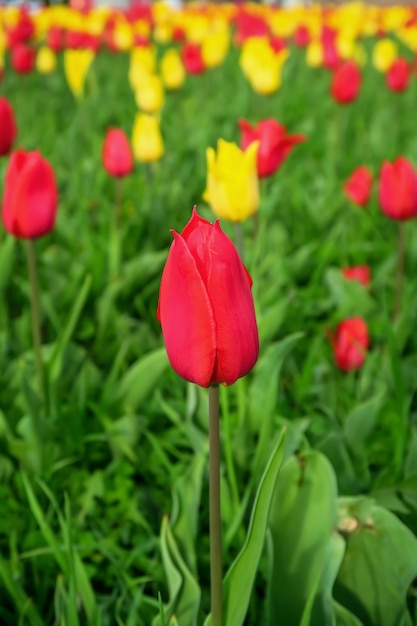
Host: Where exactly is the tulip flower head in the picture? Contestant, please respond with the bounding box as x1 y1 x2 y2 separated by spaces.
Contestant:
11 43 35 74
342 265 371 287
160 48 186 90
2 148 58 239
379 157 417 221
328 317 369 372
330 60 362 104
0 98 17 157
102 128 133 178
157 208 259 387
343 166 373 207
238 118 306 178
134 74 164 113
181 42 205 75
64 49 95 99
204 138 259 222
373 38 398 73
131 112 164 163
386 58 410 92
36 46 57 74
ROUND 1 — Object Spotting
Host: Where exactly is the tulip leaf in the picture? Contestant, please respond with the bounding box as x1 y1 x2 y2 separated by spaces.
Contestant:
204 428 286 626
343 389 386 453
0 235 15 292
334 497 417 626
267 451 338 626
153 515 200 626
118 347 169 412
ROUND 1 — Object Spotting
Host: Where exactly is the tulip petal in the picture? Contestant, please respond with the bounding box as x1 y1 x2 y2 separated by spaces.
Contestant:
157 231 216 387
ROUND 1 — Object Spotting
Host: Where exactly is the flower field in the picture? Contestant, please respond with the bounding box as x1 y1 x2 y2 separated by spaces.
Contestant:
2 2 417 625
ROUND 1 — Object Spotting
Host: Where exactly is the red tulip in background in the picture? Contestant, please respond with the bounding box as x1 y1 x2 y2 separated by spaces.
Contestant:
102 128 133 178
330 60 362 104
328 317 369 372
342 265 371 287
239 118 306 178
379 157 417 221
10 43 36 74
294 24 310 47
343 166 373 207
0 98 17 157
157 207 259 387
181 43 205 74
386 58 410 92
2 149 58 239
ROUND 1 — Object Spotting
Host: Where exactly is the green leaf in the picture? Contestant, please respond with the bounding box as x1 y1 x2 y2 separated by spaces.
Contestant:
334 497 417 626
343 390 386 453
267 451 338 626
118 347 169 412
204 428 287 626
0 555 45 626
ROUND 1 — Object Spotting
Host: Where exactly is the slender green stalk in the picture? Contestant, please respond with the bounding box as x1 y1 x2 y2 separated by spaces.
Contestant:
393 222 406 320
26 240 45 399
115 177 123 229
234 223 244 261
209 384 222 626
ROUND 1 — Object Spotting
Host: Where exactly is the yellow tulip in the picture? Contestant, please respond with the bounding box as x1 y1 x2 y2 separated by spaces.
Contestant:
306 40 323 68
160 49 185 90
201 26 230 69
132 113 164 163
64 49 94 99
113 21 133 51
129 46 156 91
36 46 56 74
203 139 259 223
134 74 164 113
372 38 398 73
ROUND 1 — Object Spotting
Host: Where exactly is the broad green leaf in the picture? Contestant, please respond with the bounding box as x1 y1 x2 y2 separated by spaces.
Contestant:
118 347 169 412
153 515 200 626
204 428 286 626
343 390 386 453
267 451 338 626
405 427 417 478
334 497 417 626
0 236 16 292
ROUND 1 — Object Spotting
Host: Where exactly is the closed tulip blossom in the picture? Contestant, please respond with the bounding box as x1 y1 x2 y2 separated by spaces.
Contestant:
157 207 259 387
131 113 164 163
342 265 371 287
160 48 185 90
343 166 373 207
102 128 133 178
330 60 362 104
2 149 58 239
0 98 17 157
181 42 205 75
238 118 306 178
203 138 259 222
328 317 369 372
386 58 410 92
379 157 417 221
11 43 36 74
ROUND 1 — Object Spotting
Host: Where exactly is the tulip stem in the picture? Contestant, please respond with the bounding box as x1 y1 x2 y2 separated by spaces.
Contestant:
234 223 244 261
26 240 45 399
209 384 222 626
115 177 123 229
394 222 406 320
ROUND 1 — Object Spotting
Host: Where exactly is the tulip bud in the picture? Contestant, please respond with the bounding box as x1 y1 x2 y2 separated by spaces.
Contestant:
157 208 259 387
11 43 35 74
2 149 58 239
342 265 371 287
330 60 362 104
343 166 373 207
36 46 57 75
160 48 186 90
131 113 164 163
328 317 369 372
239 118 306 179
102 128 133 178
64 49 95 99
386 58 410 92
379 157 417 221
181 42 205 75
0 98 17 157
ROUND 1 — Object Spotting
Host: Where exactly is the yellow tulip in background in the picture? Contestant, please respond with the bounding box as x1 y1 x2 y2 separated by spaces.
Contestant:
129 46 156 91
64 49 94 99
306 39 323 68
135 74 164 113
201 25 230 69
240 38 289 95
36 46 56 74
372 38 398 72
203 139 259 223
132 113 164 163
160 48 185 90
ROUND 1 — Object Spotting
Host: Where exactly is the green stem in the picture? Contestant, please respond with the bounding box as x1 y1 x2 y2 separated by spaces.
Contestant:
393 222 406 321
209 384 222 626
26 240 45 399
220 385 240 511
234 223 244 261
115 177 123 229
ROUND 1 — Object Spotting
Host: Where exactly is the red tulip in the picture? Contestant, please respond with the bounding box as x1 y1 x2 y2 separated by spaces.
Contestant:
238 118 306 178
10 44 35 74
6 9 34 47
321 26 340 70
342 265 371 287
379 157 417 221
386 58 410 92
328 317 369 372
294 25 310 47
0 98 17 157
47 26 66 52
102 128 133 178
343 166 373 207
181 43 205 75
157 207 259 387
330 60 362 104
2 149 58 239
